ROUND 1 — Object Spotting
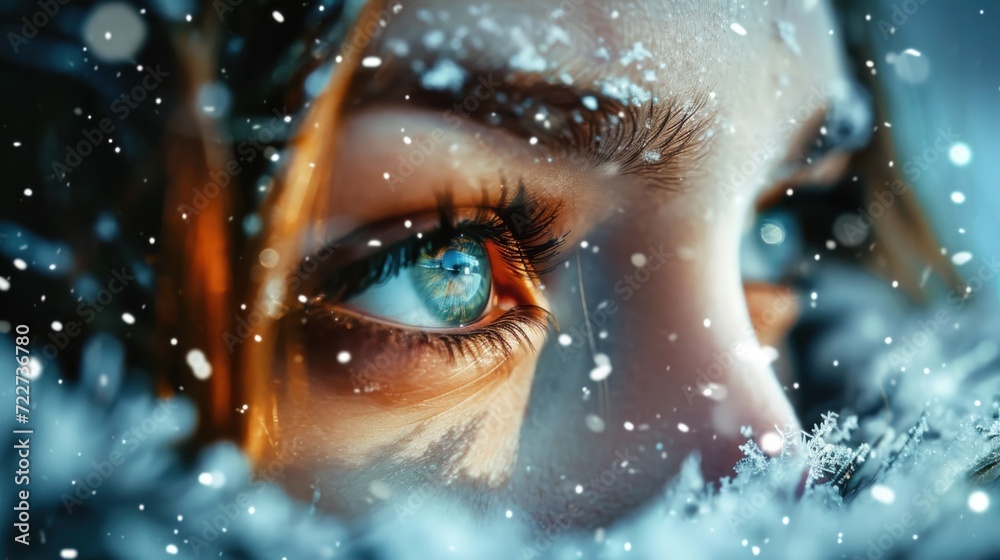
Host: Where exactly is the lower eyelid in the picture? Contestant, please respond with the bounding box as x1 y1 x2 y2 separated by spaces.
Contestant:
293 303 551 395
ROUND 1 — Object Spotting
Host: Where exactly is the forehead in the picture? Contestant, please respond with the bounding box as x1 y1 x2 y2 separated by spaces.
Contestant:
369 0 845 105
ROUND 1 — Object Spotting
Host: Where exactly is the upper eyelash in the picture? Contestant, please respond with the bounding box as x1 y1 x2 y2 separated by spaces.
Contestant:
311 180 567 304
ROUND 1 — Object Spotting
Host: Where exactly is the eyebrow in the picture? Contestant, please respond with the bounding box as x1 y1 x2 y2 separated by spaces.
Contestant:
342 57 713 190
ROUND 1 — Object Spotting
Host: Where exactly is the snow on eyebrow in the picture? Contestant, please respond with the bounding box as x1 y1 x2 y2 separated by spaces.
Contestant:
619 42 653 66
421 59 467 92
508 27 548 72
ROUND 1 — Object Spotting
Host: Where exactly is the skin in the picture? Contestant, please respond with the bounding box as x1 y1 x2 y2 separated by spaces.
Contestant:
245 0 857 531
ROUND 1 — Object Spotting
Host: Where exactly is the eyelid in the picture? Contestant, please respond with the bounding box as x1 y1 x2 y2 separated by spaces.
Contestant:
301 303 552 386
298 183 567 307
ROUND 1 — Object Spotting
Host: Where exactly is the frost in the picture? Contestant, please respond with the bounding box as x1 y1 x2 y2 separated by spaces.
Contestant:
801 412 869 486
735 438 769 476
506 27 547 72
543 25 571 49
599 76 652 105
619 42 652 66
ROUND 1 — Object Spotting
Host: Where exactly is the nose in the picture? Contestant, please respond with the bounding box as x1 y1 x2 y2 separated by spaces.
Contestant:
513 220 801 526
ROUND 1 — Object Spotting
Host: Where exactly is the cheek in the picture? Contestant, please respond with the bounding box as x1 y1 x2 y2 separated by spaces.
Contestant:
252 303 547 508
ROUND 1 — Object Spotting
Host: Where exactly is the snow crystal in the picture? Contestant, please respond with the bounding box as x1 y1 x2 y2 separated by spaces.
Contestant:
730 23 748 36
619 42 652 66
581 95 599 111
870 484 896 504
600 77 651 105
421 59 467 92
642 150 662 163
951 251 973 265
186 349 212 380
969 491 989 513
585 414 606 432
950 191 966 204
949 142 972 166
589 353 612 381
509 28 547 72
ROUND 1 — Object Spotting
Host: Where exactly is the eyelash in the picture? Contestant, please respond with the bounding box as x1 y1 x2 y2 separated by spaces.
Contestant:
313 180 565 302
301 180 565 360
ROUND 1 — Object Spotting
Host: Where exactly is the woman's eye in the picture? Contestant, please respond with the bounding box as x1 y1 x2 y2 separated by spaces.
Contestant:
344 234 494 328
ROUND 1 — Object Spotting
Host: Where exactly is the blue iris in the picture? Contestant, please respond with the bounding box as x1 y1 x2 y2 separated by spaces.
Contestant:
411 237 491 326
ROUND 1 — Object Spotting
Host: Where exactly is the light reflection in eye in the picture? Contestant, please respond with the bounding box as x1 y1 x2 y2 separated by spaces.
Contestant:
345 235 492 328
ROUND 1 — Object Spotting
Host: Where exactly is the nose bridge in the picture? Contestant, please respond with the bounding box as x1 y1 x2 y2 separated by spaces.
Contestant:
601 207 798 468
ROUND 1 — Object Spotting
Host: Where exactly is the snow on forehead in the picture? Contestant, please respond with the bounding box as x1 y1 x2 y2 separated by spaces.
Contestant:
391 5 670 107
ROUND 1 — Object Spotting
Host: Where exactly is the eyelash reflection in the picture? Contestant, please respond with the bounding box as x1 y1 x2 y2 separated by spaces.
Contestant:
300 181 565 362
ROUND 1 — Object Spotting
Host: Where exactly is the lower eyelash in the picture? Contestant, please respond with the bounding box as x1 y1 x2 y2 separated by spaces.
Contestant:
302 303 552 364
